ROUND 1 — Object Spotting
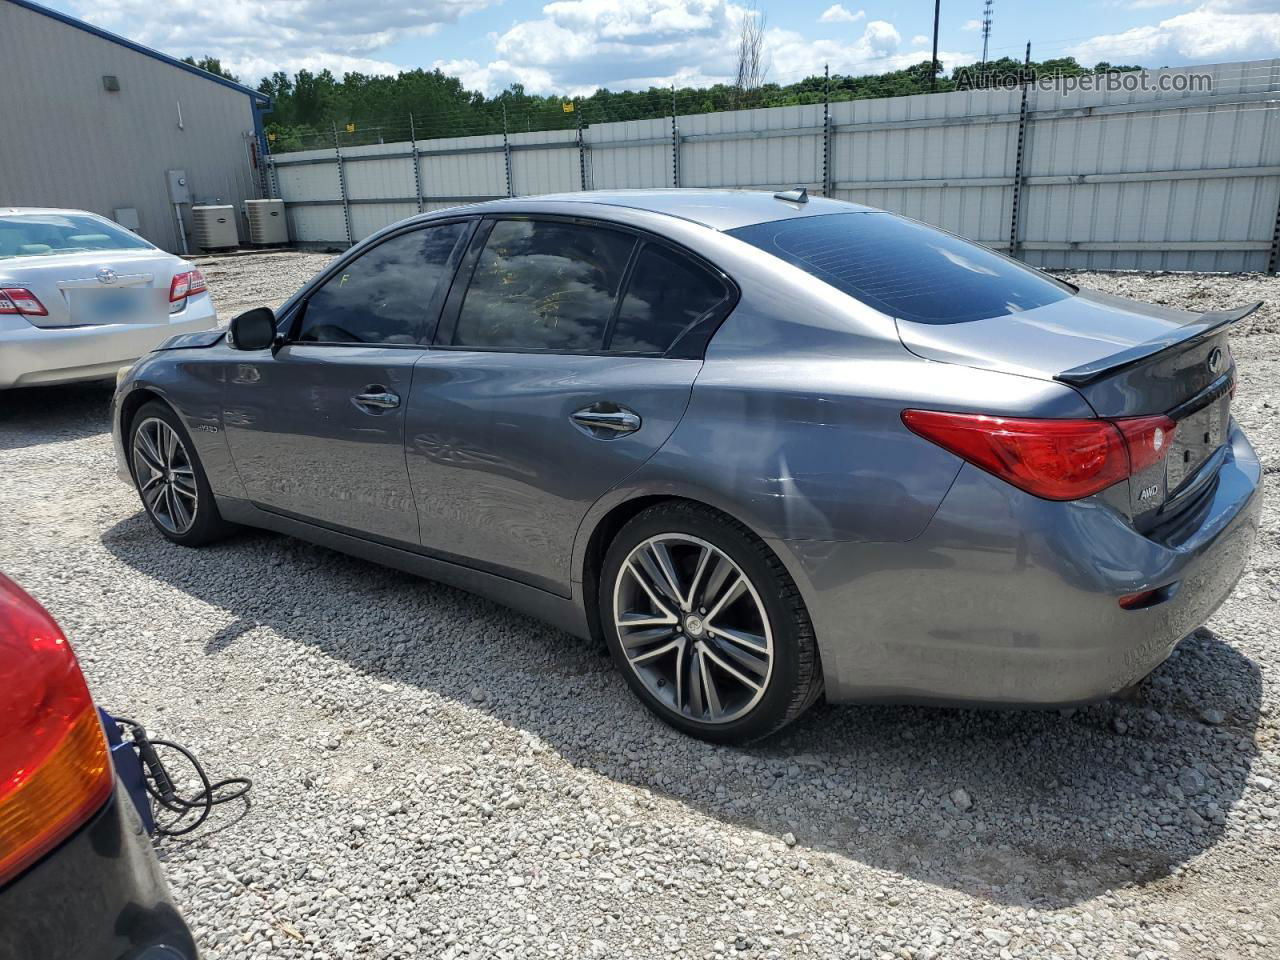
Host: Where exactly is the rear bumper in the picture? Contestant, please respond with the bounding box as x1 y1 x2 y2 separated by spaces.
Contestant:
783 421 1262 705
0 781 198 960
0 300 215 388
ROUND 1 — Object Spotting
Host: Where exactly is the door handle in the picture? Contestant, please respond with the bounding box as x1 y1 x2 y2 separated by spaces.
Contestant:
352 388 400 410
571 403 641 438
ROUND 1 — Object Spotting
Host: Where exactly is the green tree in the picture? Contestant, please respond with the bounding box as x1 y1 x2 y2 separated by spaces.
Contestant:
180 55 239 83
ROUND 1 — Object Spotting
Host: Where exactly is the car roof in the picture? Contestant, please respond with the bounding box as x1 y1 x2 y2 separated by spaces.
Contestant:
0 207 99 217
468 189 874 232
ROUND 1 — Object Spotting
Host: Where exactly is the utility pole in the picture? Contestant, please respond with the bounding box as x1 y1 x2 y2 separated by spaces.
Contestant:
981 0 993 68
931 0 941 92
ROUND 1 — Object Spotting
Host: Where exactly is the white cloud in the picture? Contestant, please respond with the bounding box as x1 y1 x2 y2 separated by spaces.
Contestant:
448 1 972 95
1070 0 1280 63
67 0 496 81
818 4 865 23
962 18 982 30
911 34 930 45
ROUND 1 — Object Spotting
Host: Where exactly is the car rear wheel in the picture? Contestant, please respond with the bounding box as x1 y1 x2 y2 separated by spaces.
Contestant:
600 501 823 743
128 400 234 546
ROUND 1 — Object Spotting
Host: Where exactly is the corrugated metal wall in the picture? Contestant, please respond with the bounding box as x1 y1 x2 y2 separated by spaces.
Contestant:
268 59 1280 272
0 1 264 254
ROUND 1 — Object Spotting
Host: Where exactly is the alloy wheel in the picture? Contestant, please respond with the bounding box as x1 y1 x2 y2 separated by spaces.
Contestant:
612 533 774 724
132 417 198 535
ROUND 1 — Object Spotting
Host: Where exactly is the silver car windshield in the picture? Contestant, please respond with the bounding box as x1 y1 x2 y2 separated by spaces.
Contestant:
727 212 1074 324
0 214 153 260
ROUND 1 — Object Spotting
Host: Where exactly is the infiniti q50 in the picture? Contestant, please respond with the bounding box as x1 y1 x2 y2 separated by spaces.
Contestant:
111 190 1262 743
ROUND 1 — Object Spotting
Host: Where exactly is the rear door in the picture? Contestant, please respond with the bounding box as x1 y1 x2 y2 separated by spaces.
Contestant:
406 217 735 595
222 220 471 544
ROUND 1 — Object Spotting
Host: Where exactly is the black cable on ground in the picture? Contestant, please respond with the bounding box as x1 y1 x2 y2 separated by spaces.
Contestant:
112 717 252 837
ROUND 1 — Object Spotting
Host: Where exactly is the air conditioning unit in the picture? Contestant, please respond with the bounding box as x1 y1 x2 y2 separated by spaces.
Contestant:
191 205 238 252
245 199 288 246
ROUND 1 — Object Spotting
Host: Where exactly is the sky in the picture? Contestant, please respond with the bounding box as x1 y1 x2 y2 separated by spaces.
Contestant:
40 0 1280 96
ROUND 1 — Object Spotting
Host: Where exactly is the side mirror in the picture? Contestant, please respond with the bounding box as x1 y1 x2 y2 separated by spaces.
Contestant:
227 307 278 351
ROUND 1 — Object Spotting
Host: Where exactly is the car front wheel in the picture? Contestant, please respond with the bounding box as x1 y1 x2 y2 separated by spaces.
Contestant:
128 400 233 546
600 501 823 743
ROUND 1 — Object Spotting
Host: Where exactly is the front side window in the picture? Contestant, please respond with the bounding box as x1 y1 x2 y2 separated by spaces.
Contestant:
0 214 153 259
452 220 635 352
297 222 467 345
609 244 731 354
728 212 1073 324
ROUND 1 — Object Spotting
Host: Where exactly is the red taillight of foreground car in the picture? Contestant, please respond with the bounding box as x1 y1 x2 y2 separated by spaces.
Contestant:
0 574 111 888
0 287 49 317
902 410 1178 501
169 269 206 303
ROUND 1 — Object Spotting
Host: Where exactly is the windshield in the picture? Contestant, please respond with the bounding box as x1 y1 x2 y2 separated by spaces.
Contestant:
0 214 153 260
727 212 1073 324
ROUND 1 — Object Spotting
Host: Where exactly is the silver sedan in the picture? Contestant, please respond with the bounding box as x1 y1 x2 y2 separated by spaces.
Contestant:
0 208 216 388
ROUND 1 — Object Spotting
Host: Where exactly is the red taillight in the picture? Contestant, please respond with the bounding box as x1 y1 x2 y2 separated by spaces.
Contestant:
0 287 48 317
1114 414 1177 474
902 409 1178 501
168 271 192 302
0 574 111 887
170 269 207 302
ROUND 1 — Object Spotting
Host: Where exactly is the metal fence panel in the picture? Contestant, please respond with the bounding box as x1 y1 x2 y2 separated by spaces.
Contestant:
583 118 672 190
266 59 1280 272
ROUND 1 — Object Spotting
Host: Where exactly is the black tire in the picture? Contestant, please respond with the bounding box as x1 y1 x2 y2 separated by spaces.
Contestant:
599 500 823 744
127 400 235 547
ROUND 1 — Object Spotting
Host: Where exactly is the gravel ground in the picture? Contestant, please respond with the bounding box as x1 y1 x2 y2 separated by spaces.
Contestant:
1 254 1278 960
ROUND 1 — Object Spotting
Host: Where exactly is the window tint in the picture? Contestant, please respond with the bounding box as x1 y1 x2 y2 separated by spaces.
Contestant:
297 222 467 344
727 213 1072 324
453 220 634 351
608 244 729 354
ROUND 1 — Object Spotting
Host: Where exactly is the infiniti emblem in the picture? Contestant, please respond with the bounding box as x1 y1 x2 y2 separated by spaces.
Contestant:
96 267 118 285
1206 347 1223 375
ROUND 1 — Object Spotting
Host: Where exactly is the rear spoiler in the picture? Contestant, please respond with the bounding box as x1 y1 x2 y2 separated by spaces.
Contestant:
1055 301 1261 387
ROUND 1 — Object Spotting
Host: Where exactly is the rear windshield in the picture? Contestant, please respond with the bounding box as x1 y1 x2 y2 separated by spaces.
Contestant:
727 212 1072 324
0 214 153 260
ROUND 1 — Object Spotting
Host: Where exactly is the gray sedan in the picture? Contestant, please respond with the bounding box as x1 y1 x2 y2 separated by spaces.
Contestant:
111 190 1262 743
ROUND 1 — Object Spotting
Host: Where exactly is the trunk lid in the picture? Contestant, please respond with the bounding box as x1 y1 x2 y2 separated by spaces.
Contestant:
896 288 1259 526
0 250 187 329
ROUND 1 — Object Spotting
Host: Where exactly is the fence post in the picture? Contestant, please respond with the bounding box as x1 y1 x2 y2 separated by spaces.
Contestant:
576 108 588 192
409 113 424 214
502 104 513 197
1007 42 1032 260
822 64 832 197
333 122 352 247
670 85 681 188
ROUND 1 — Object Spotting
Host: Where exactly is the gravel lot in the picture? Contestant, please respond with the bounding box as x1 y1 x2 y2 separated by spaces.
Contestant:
1 253 1278 960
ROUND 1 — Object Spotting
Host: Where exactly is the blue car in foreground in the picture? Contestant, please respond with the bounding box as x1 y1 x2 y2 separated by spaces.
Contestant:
112 190 1261 743
0 573 197 960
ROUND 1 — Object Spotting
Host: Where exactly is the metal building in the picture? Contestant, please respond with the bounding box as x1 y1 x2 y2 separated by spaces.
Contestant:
0 0 271 253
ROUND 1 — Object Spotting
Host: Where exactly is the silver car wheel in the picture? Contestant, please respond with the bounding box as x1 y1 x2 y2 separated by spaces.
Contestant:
612 533 774 724
132 417 198 535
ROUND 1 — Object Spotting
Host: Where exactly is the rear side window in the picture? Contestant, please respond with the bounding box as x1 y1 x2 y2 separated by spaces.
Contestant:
608 244 730 354
452 220 635 351
728 213 1072 324
297 221 467 345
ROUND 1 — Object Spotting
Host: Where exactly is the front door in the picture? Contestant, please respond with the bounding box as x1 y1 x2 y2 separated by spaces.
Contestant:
405 217 735 594
222 220 470 543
